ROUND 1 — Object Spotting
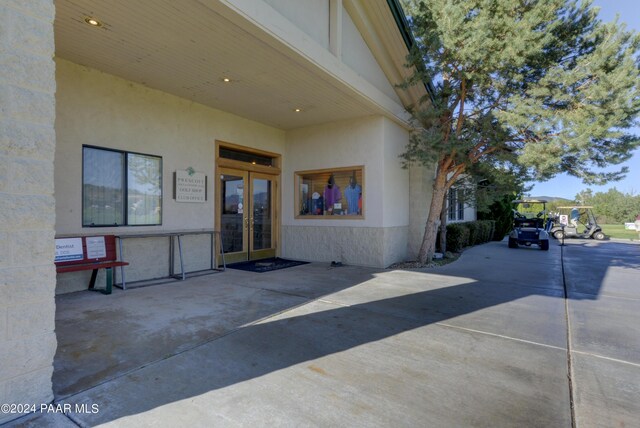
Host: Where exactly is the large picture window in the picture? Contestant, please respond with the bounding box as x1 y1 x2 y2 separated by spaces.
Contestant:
295 166 364 218
83 146 162 226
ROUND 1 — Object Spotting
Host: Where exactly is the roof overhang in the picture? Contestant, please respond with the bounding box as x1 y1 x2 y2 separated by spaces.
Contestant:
54 0 425 130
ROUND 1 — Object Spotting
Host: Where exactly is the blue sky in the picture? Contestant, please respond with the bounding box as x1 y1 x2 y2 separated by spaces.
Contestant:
527 0 640 199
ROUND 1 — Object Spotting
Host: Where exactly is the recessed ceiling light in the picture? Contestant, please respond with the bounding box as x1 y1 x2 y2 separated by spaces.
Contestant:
85 17 103 27
294 108 302 112
222 77 231 83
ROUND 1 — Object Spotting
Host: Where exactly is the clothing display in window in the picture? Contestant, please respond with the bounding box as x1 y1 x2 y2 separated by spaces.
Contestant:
295 167 363 217
311 192 323 215
324 174 342 212
344 177 361 215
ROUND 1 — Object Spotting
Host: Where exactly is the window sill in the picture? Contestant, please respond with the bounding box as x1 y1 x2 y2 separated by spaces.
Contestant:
295 215 364 220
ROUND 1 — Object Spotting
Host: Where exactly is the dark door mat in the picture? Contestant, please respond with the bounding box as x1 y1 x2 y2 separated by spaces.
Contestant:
226 257 309 273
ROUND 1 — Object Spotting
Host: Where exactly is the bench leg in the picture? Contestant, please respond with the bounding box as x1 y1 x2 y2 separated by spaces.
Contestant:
88 268 112 295
89 269 98 290
103 268 113 295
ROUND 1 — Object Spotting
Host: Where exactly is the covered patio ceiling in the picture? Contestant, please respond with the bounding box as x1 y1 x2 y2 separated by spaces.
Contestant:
54 0 414 130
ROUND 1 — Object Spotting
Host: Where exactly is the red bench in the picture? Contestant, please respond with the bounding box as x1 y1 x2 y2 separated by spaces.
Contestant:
55 235 128 295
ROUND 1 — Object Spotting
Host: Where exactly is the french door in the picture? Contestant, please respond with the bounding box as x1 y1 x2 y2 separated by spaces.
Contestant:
219 167 277 264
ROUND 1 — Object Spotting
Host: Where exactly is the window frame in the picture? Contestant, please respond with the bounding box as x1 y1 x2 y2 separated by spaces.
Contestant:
457 189 465 221
448 189 457 221
294 166 365 220
82 145 163 227
448 187 465 222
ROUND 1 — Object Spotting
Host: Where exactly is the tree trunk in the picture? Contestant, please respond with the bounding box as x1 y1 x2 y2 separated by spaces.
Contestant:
439 199 448 254
417 169 448 264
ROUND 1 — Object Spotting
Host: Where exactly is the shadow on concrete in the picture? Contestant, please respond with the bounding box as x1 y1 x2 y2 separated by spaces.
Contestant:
559 239 640 298
47 239 638 425
52 265 377 398
60 279 567 425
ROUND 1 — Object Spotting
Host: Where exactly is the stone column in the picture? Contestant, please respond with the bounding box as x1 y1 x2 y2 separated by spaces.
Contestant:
0 0 57 423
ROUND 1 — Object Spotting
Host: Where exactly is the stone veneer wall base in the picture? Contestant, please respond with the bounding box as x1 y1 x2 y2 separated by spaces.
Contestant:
281 225 408 268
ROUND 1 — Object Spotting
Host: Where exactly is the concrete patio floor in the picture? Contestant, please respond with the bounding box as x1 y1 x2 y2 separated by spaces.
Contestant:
5 238 640 427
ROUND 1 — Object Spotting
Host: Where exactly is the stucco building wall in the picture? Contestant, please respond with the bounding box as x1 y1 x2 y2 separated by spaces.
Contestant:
263 0 330 49
340 3 402 103
0 1 57 423
54 59 286 292
55 58 286 235
281 116 410 267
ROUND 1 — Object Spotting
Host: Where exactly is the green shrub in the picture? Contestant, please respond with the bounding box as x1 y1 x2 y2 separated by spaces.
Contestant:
475 221 485 244
487 220 496 241
447 223 470 252
477 196 514 241
466 222 481 245
477 220 494 243
443 220 497 252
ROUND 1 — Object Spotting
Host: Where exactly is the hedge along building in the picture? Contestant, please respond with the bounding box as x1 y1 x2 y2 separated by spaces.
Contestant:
1 0 435 417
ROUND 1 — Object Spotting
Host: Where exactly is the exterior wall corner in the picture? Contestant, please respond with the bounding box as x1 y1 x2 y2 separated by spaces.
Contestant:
0 0 58 422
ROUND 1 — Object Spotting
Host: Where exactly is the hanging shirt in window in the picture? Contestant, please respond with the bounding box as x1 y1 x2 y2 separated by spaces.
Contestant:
324 185 342 210
344 184 361 215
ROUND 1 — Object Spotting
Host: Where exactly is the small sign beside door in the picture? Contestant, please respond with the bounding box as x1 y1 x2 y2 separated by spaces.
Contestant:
174 169 207 203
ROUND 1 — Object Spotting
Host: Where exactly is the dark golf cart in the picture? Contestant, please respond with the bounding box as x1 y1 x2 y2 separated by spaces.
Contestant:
508 199 550 251
549 206 605 240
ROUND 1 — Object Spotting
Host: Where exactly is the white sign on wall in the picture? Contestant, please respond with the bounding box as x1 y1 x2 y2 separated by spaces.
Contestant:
175 169 207 203
86 236 106 259
55 238 84 262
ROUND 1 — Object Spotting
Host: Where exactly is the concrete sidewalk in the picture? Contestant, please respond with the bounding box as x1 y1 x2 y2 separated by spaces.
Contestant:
5 239 639 427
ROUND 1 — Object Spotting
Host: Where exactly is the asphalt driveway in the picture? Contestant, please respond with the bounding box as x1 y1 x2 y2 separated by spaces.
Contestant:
5 238 639 427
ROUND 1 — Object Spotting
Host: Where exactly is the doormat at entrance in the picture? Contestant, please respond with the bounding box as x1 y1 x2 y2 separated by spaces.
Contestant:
226 257 309 273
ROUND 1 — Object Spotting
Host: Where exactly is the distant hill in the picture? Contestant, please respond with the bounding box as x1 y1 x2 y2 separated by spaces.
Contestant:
529 196 573 202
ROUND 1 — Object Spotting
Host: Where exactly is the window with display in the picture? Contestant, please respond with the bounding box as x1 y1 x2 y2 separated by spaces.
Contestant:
295 167 364 218
83 146 162 226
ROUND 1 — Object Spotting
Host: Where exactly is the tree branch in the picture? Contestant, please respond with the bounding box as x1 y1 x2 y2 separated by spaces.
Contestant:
455 79 467 136
469 145 499 163
446 164 466 189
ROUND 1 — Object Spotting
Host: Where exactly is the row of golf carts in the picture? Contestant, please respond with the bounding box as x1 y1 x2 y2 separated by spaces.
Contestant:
508 199 605 250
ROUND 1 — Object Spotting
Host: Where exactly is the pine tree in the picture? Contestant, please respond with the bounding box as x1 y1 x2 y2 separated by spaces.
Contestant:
401 0 640 263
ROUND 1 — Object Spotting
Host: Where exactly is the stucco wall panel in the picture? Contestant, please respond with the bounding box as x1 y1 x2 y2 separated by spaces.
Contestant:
283 116 384 228
0 1 56 419
0 120 55 160
0 266 57 305
0 4 55 56
0 194 54 231
263 0 329 48
341 6 401 104
55 59 283 289
382 117 409 227
55 58 285 235
0 334 57 383
283 116 410 267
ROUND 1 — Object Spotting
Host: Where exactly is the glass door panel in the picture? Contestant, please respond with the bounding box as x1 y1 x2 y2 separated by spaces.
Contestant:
250 174 276 260
218 168 277 263
219 169 248 264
